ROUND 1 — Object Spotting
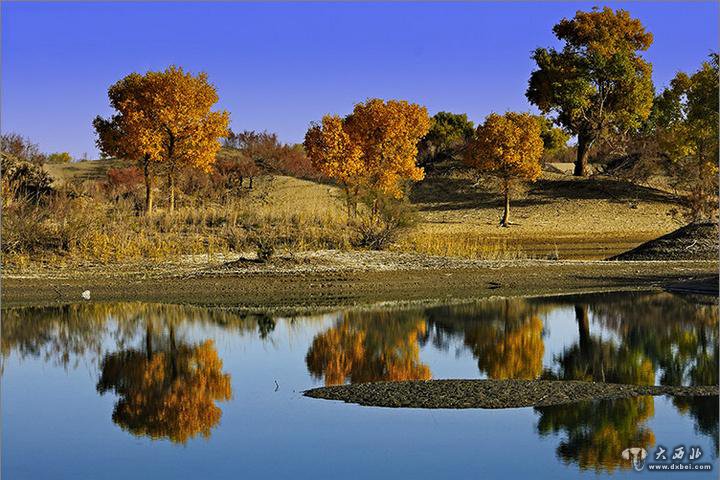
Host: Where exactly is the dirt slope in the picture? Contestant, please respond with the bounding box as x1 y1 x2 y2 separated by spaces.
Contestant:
610 222 718 261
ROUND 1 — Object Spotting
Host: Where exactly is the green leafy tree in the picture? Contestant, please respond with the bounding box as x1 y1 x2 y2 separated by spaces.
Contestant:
536 116 570 160
653 54 719 222
527 7 654 176
417 111 474 168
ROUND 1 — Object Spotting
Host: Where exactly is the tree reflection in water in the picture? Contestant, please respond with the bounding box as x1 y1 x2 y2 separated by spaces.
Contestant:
543 304 656 385
535 396 656 473
96 322 232 444
305 310 431 385
425 299 547 379
536 292 719 387
424 293 718 471
2 294 717 455
1 304 253 443
672 395 719 454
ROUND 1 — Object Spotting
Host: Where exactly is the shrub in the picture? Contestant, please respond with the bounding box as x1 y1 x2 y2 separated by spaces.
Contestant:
1 153 54 205
0 133 46 165
271 144 320 180
248 228 276 262
351 193 418 250
47 152 73 164
106 166 144 196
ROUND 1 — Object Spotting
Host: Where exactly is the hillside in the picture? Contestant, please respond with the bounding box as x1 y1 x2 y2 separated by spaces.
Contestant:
410 169 683 259
44 158 131 184
44 159 685 260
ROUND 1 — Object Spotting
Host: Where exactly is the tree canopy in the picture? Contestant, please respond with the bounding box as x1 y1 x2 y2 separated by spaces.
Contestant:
417 111 475 167
97 325 232 444
305 310 431 385
536 116 570 156
94 66 229 212
527 7 654 176
304 98 430 215
464 112 544 227
652 54 719 222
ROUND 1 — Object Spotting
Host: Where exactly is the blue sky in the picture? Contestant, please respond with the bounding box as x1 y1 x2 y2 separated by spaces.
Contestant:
2 2 717 158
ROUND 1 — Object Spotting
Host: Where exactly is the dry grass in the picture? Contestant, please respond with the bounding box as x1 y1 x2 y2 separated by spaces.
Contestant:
2 182 353 268
407 169 684 259
396 231 529 260
7 159 692 266
43 158 132 185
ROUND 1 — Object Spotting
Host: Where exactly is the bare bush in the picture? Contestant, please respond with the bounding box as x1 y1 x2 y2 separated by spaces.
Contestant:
0 133 46 165
351 194 418 250
1 153 54 205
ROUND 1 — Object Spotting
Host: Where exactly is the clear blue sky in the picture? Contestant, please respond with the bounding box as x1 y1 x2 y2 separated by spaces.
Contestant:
2 1 717 158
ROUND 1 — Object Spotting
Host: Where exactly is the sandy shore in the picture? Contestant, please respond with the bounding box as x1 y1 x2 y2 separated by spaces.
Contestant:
2 251 716 309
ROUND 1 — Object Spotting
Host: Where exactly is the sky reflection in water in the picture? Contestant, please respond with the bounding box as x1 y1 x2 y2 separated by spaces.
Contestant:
2 291 717 479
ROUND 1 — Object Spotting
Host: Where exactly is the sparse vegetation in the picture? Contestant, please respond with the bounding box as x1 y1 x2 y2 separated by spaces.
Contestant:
397 232 527 260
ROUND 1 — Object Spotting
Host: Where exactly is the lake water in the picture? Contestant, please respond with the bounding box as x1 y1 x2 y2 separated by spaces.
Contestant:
2 291 717 479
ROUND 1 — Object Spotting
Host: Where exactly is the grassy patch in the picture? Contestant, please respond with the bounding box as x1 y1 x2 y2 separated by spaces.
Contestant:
396 230 528 260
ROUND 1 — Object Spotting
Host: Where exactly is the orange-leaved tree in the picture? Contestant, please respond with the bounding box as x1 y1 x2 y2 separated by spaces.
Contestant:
464 112 544 227
144 66 229 212
94 73 163 213
304 98 430 217
95 66 229 213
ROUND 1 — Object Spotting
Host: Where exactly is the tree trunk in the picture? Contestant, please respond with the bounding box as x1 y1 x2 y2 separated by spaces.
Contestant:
343 184 360 221
574 133 592 177
169 325 178 379
167 132 176 212
344 185 352 221
576 305 590 354
143 156 153 214
145 322 153 361
501 179 511 227
168 170 175 213
351 186 359 218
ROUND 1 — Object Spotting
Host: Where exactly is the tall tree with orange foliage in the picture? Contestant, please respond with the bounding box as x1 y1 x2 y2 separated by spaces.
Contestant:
464 112 544 227
304 98 430 217
145 66 229 212
94 73 163 213
95 66 229 213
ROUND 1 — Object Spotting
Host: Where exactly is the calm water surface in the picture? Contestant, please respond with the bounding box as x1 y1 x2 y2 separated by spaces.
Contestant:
2 291 718 479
